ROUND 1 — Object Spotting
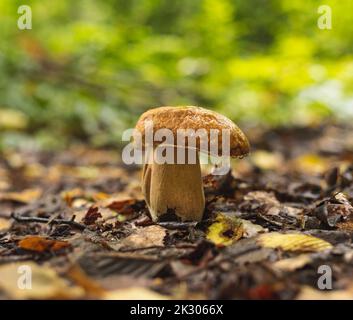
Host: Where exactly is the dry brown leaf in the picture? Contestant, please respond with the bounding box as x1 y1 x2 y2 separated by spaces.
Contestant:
107 198 137 215
19 236 71 253
337 220 353 232
121 225 166 249
0 262 84 299
243 191 282 215
82 206 102 225
258 232 332 252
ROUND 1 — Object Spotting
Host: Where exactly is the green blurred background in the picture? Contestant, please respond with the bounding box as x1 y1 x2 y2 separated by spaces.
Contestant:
0 0 353 150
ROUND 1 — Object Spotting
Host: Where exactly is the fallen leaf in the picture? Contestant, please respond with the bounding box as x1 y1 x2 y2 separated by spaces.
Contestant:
107 198 137 215
337 220 353 232
92 192 110 201
313 192 353 227
246 284 278 300
250 150 283 171
242 191 282 215
0 262 84 299
19 236 71 253
272 254 311 271
62 188 110 207
206 213 244 246
258 232 332 252
0 218 11 231
66 264 105 297
104 287 169 300
292 154 329 174
121 225 166 249
241 219 267 238
62 188 85 206
0 188 42 204
82 206 102 225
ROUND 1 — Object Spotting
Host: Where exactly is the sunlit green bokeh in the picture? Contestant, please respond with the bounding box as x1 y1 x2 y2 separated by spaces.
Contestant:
0 0 353 150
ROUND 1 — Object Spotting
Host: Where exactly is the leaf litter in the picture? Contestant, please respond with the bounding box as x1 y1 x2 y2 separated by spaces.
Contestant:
1 124 353 299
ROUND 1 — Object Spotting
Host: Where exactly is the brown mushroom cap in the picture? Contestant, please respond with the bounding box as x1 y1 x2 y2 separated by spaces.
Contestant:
134 106 250 157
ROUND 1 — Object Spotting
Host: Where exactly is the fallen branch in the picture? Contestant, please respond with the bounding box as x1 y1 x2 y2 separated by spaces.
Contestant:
11 213 87 231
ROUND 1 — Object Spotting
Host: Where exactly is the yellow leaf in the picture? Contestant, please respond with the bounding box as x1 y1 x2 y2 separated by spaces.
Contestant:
61 188 85 206
258 232 332 252
206 213 243 246
0 218 11 231
92 192 110 201
251 150 283 171
0 188 42 203
292 154 329 174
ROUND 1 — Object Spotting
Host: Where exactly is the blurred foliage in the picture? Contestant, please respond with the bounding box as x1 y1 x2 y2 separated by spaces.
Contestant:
0 0 353 150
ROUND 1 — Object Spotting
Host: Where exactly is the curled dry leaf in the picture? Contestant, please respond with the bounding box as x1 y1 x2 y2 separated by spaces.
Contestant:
18 235 71 253
313 192 353 228
0 262 84 299
258 232 332 252
241 191 282 215
107 198 138 216
206 213 244 246
82 206 102 225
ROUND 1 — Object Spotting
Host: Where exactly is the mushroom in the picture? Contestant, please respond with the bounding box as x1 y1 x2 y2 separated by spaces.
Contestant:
134 106 250 222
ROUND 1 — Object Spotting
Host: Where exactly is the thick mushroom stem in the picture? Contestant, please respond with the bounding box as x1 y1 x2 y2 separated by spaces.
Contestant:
142 149 205 222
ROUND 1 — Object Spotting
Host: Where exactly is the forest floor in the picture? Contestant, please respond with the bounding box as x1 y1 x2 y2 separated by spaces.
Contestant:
1 122 353 300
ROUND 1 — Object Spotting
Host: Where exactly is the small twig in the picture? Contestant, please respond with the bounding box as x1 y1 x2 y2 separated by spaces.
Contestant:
157 221 198 230
119 245 165 252
257 213 283 227
11 213 87 231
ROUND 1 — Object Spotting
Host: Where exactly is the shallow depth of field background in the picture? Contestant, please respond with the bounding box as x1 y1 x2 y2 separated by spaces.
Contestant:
0 0 353 150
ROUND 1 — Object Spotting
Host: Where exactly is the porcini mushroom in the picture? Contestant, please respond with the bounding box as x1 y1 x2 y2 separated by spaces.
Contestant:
134 106 250 222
